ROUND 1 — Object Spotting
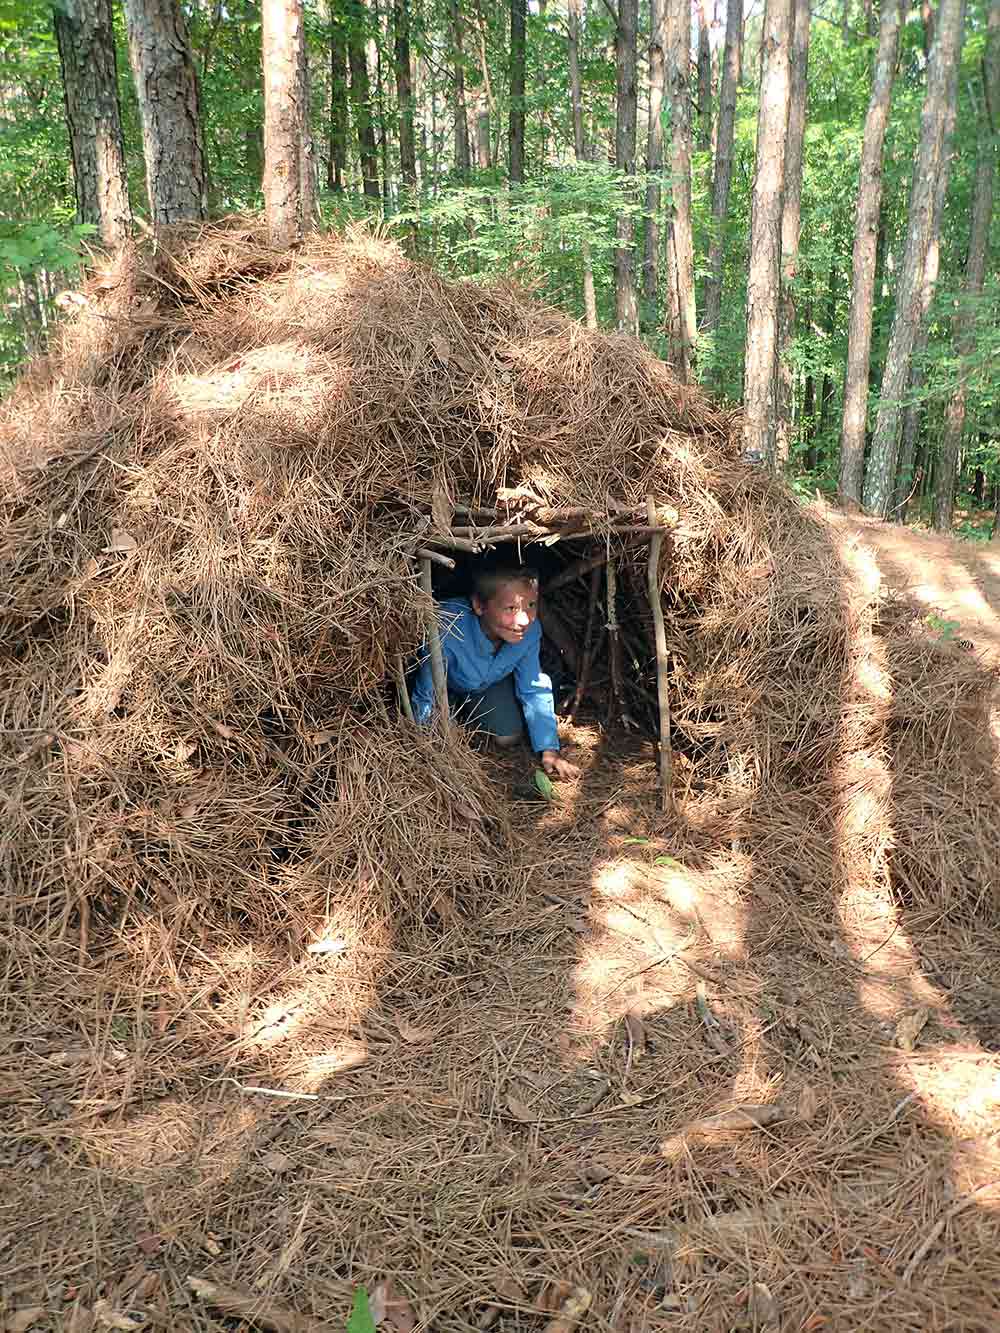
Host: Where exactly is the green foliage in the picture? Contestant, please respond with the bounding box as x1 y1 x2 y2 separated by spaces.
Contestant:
347 1288 376 1333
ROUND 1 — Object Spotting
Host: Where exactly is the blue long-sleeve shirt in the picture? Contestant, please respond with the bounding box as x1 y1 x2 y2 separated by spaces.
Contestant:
411 598 560 753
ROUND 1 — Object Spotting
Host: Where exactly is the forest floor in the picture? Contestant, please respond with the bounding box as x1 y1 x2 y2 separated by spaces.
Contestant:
3 512 1000 1333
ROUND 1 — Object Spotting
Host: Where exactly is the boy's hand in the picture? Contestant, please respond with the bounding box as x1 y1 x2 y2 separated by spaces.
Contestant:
541 749 580 780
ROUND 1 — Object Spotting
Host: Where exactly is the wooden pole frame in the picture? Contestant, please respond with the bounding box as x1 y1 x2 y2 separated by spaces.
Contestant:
646 495 673 811
419 556 450 727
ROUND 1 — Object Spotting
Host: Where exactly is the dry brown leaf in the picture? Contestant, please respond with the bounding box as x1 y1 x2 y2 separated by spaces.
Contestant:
664 1104 789 1149
431 891 460 924
174 739 197 762
178 801 197 819
796 1083 820 1123
92 1300 143 1331
431 334 452 365
540 1286 591 1333
534 1282 573 1314
6 1309 47 1333
211 720 236 741
394 1014 434 1044
370 1280 416 1333
306 937 346 955
748 1281 780 1327
261 1149 293 1173
105 528 138 554
896 1007 930 1052
505 1094 537 1124
454 802 483 823
309 729 335 746
624 1008 647 1060
618 1090 644 1107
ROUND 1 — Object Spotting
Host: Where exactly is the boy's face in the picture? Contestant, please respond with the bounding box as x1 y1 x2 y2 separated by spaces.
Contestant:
473 578 539 645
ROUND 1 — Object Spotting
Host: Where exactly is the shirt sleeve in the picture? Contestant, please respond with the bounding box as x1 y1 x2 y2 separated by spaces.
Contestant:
409 646 435 724
513 629 560 753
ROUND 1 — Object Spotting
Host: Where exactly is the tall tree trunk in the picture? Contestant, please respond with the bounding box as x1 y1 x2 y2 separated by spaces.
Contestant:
328 16 348 191
614 0 639 334
394 0 417 188
347 0 380 199
774 0 810 467
568 0 598 328
933 0 999 531
123 0 208 226
894 77 957 516
703 0 742 336
696 0 713 152
642 0 667 320
742 0 792 464
262 0 312 244
838 0 904 501
371 4 390 207
862 0 965 515
53 0 132 248
665 0 696 376
509 0 526 183
449 0 472 176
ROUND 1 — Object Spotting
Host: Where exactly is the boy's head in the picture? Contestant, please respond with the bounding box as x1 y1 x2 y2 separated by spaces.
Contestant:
471 566 540 646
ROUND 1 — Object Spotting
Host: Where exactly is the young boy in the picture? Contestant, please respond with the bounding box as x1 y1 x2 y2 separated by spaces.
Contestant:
411 566 579 779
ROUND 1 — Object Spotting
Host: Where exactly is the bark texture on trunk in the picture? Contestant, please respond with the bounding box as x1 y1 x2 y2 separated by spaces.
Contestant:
614 0 639 335
665 0 696 376
696 0 713 151
862 0 965 516
449 0 472 176
328 17 348 191
347 0 380 198
742 0 792 464
123 0 208 226
933 0 999 531
642 0 667 318
394 0 417 187
703 0 742 336
567 0 598 328
775 0 811 466
53 0 132 248
509 0 526 183
262 0 312 244
838 0 905 502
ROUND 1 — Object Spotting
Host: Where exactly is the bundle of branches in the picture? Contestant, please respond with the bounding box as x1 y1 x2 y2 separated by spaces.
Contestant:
1 219 996 966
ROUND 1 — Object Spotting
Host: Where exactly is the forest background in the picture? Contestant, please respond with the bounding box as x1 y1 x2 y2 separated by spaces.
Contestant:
1 0 997 534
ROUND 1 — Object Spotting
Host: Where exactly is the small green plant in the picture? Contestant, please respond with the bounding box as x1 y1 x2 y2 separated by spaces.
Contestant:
347 1288 376 1333
925 613 961 641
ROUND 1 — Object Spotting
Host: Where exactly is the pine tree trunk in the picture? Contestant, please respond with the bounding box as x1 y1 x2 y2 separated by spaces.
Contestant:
614 0 639 335
449 0 472 176
568 0 598 328
642 0 667 319
775 0 810 467
933 0 999 531
665 0 696 376
123 0 208 226
696 0 713 152
509 0 526 183
703 0 742 336
53 0 131 248
742 0 792 464
261 0 312 244
838 0 905 502
347 0 380 199
394 0 417 187
862 0 965 516
328 17 348 191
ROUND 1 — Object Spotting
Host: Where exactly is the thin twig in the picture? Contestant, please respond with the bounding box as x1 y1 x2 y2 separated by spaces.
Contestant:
646 496 674 811
420 556 450 727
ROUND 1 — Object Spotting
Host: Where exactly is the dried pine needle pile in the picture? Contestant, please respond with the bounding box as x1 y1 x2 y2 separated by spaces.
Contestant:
2 221 999 1332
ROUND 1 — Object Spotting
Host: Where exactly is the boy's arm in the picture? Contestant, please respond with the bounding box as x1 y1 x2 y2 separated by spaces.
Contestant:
409 648 436 724
512 630 560 754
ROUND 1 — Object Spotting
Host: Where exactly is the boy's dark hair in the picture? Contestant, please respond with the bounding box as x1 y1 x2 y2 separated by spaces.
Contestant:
472 564 540 604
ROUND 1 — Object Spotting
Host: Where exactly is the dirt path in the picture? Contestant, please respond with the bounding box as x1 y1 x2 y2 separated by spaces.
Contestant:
826 509 1000 663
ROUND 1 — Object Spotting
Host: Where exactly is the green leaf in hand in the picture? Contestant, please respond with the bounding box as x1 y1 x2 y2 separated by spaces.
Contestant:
533 769 556 801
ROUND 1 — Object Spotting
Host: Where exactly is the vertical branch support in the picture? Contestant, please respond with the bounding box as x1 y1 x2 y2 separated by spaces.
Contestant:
419 557 450 727
646 496 673 811
395 652 414 722
606 555 626 727
569 565 602 721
